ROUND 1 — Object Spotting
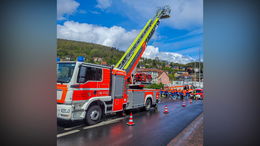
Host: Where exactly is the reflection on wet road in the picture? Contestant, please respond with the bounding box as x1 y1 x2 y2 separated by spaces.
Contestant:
57 100 203 146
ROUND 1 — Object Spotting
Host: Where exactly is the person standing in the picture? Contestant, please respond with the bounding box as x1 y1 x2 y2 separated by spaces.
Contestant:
186 89 190 100
180 89 184 100
193 89 197 100
183 89 186 100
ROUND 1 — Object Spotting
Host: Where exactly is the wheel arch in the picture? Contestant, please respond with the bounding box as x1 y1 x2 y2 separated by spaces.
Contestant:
82 98 108 115
88 100 105 112
144 94 153 105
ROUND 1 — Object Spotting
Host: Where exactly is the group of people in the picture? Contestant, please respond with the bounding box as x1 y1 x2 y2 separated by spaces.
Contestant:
160 89 196 100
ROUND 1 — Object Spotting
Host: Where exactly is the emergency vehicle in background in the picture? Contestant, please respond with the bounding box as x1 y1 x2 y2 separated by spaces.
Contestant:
191 89 204 99
57 6 171 125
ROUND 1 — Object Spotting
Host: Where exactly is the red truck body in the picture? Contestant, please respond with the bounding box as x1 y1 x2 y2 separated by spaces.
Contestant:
57 62 159 125
134 73 152 83
191 89 204 99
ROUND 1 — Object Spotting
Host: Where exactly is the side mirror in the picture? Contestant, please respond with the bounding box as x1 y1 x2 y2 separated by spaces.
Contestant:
78 66 87 83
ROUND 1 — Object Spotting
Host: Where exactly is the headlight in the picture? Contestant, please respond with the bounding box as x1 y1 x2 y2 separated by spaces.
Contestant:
61 109 70 113
73 102 85 110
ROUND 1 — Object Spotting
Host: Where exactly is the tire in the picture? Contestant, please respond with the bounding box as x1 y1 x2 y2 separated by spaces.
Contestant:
153 103 158 111
124 110 131 115
144 99 152 111
85 105 102 125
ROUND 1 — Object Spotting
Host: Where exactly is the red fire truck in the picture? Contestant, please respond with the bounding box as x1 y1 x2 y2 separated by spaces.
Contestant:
134 73 152 84
57 6 171 125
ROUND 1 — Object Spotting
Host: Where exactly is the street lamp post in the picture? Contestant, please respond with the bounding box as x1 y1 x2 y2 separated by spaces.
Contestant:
199 47 200 87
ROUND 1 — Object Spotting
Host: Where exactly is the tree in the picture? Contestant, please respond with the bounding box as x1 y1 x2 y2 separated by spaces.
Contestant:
146 83 164 89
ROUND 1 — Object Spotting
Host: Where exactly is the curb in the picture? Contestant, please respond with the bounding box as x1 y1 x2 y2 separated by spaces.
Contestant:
167 113 204 146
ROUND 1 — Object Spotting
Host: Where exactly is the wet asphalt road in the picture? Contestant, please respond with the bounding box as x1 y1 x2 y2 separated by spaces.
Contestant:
57 100 203 146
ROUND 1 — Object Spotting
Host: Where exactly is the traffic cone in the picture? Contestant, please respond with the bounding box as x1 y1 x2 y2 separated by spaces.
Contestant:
182 100 186 107
126 112 135 126
189 98 193 104
163 105 169 114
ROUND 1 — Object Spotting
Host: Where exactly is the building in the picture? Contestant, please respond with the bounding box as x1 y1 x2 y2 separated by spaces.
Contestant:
173 66 180 70
186 67 194 74
139 65 145 69
136 68 170 84
165 64 171 68
157 72 171 84
174 71 192 82
179 66 186 70
191 72 203 82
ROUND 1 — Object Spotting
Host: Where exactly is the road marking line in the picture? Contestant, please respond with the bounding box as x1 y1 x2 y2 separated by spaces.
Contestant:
64 125 84 131
57 129 80 138
83 117 125 130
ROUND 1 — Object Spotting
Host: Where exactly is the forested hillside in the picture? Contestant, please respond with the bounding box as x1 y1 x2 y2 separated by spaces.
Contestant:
57 39 124 65
57 39 203 74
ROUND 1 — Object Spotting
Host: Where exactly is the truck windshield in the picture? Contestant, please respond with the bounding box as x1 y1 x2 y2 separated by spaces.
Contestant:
57 63 76 83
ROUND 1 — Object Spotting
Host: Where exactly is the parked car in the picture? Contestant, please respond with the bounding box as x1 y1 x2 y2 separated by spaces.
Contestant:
191 89 204 100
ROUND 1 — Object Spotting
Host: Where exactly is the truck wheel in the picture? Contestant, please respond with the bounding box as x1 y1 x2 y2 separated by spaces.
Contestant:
153 103 158 111
85 105 102 125
145 99 152 111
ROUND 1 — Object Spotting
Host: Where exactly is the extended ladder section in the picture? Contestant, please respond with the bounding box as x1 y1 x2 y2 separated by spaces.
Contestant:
114 6 171 75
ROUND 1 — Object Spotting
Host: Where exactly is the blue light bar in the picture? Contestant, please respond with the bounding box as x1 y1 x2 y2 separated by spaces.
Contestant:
77 56 85 62
56 58 60 62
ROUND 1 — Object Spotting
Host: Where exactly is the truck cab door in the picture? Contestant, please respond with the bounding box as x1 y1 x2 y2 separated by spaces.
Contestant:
111 75 125 111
